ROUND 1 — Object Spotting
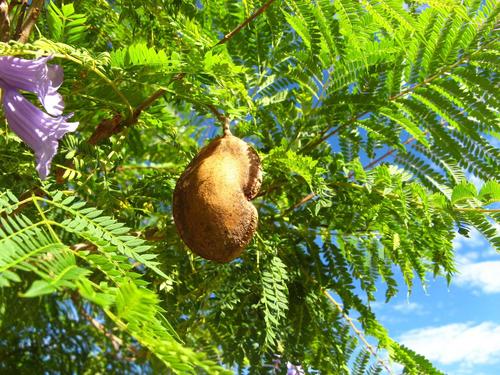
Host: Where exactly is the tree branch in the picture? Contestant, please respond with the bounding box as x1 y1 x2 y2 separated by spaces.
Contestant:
0 0 10 42
347 136 418 179
455 207 500 213
289 137 417 212
215 0 277 46
71 294 145 361
285 192 315 213
17 0 43 43
13 0 28 40
87 74 185 145
87 88 166 145
77 302 124 352
301 38 497 152
322 290 395 375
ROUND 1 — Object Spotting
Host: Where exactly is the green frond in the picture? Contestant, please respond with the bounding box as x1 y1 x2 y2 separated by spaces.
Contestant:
48 192 167 278
394 151 450 194
333 0 366 46
379 105 429 147
47 2 89 44
0 189 229 374
109 43 182 71
478 180 500 205
260 255 289 348
1 1 498 373
460 212 500 251
391 342 446 375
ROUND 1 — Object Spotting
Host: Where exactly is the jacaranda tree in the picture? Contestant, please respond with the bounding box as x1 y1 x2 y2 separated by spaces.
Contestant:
0 0 498 373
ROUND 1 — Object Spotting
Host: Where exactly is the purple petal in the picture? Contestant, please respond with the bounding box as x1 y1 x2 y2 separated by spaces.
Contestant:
0 55 65 116
40 64 65 116
286 363 305 375
40 90 64 117
3 89 79 179
47 64 64 88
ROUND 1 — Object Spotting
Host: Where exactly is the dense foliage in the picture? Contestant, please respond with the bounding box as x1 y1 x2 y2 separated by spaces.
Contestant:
0 0 498 373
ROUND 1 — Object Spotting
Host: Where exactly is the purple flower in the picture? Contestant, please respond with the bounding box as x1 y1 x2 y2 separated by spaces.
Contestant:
0 56 78 179
287 362 305 375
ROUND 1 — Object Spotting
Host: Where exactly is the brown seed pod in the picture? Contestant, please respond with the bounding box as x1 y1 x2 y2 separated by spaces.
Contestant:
173 133 262 262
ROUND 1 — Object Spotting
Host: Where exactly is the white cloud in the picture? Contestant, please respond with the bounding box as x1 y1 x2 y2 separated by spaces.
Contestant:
400 322 500 366
392 301 425 314
453 228 487 251
453 226 500 294
455 261 500 294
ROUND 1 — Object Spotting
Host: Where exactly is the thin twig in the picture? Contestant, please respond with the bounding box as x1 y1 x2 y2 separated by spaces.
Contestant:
206 104 227 123
223 117 231 136
285 192 315 213
322 290 395 375
87 113 123 145
455 208 500 213
348 136 417 179
300 112 366 154
289 137 417 212
129 89 166 122
71 295 124 352
17 0 43 43
300 39 497 153
214 0 277 46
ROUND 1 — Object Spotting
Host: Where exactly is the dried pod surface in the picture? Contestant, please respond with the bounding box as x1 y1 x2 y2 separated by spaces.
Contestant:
173 134 262 262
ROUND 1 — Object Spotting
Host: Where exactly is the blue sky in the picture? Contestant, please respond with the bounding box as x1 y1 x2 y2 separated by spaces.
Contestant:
370 216 500 374
329 125 500 374
319 132 499 374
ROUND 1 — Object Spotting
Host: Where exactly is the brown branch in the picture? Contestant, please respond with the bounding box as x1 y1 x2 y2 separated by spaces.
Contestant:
129 88 166 122
300 111 368 153
70 242 97 252
223 117 231 136
300 38 496 153
87 113 123 145
72 295 130 355
288 137 418 212
215 0 277 46
348 136 417 179
285 192 316 213
87 73 185 145
322 290 395 375
0 0 10 42
206 103 226 123
71 294 146 361
17 0 43 43
13 0 28 40
455 208 500 213
77 303 123 351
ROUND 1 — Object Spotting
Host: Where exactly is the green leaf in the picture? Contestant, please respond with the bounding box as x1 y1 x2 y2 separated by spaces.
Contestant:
22 280 58 298
451 181 478 204
479 180 500 203
380 105 430 147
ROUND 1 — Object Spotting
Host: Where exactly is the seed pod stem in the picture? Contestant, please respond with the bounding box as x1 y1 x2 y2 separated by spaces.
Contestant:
206 104 232 137
223 117 231 137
